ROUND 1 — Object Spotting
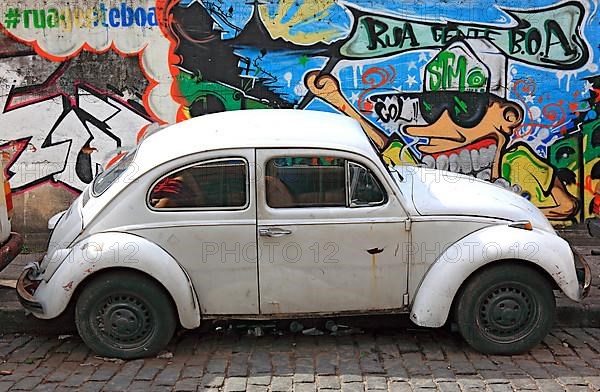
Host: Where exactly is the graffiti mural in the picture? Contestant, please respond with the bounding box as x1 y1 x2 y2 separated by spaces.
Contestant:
0 0 599 231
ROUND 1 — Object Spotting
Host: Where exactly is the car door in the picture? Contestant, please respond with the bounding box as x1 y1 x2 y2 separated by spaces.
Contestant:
131 149 259 315
256 148 410 315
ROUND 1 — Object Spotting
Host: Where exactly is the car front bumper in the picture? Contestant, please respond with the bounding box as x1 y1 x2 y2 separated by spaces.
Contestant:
16 257 44 314
0 232 23 273
572 246 592 300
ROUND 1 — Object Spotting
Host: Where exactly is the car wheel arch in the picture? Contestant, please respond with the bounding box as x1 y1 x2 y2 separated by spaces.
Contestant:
448 259 558 322
409 224 577 328
33 232 202 329
69 266 181 325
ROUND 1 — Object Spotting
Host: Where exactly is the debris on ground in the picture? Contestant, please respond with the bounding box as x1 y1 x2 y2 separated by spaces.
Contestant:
0 370 13 376
156 351 174 359
325 320 338 332
58 334 72 341
94 356 125 364
289 321 304 333
302 327 324 336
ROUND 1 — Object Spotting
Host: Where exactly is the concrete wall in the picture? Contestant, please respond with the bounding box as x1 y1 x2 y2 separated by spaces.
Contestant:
0 0 599 248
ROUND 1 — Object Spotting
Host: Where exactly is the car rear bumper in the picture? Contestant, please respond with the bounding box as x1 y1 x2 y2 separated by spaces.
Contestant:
572 246 592 300
16 257 44 314
0 232 23 273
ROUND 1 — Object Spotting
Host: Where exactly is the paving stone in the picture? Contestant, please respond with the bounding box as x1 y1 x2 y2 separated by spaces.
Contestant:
388 381 412 392
201 374 225 388
224 376 247 391
245 384 266 392
316 353 337 375
89 363 119 382
294 382 316 392
340 382 364 392
154 364 184 386
317 375 340 389
206 357 228 374
127 380 152 391
248 374 271 385
173 377 199 391
509 376 538 390
411 378 436 389
294 372 315 383
340 374 363 383
436 381 461 392
272 376 293 391
249 351 272 374
487 384 514 392
365 375 387 390
61 366 95 387
77 381 106 392
31 383 58 392
11 375 42 390
0 382 14 392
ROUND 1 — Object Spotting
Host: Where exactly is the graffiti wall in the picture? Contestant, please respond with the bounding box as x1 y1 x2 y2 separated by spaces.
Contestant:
0 0 599 238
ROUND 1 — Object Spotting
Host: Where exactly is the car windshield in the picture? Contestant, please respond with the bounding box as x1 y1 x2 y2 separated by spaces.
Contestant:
92 149 137 196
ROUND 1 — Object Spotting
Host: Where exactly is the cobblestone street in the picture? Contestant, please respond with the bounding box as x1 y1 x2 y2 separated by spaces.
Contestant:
1 326 600 391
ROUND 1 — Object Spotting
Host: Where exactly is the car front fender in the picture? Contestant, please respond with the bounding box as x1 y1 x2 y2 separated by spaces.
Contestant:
410 224 580 328
30 232 201 329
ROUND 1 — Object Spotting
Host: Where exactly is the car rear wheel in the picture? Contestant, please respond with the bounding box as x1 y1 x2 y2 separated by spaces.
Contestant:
455 263 555 355
75 270 176 359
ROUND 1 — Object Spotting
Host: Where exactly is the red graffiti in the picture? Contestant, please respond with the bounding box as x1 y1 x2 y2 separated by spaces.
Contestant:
357 66 396 114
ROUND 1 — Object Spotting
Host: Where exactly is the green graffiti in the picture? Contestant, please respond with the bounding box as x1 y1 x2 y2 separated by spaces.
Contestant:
176 73 270 113
426 51 487 92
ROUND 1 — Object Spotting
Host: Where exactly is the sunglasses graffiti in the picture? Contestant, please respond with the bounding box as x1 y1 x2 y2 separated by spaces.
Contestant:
387 92 492 129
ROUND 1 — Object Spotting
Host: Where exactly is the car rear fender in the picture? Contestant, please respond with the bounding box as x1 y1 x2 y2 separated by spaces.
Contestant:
410 224 579 328
32 232 201 329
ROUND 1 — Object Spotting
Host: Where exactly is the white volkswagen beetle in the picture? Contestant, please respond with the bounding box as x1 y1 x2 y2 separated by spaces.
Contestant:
17 110 590 359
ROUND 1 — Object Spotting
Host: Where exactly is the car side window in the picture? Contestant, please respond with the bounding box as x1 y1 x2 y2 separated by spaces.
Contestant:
348 162 386 206
265 157 386 208
149 159 247 209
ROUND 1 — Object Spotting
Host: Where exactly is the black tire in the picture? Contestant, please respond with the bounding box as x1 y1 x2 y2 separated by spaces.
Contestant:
455 263 555 355
75 270 177 359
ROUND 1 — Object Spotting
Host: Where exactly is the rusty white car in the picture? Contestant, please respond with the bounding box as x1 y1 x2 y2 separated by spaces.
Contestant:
17 110 590 359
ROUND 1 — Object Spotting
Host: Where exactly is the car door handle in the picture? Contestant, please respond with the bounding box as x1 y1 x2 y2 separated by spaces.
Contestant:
259 228 292 237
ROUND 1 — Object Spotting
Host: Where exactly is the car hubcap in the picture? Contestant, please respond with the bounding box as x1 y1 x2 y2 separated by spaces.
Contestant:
94 294 154 348
478 285 536 343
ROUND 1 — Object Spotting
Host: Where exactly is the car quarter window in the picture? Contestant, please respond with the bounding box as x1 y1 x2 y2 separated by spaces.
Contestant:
149 159 247 210
265 157 387 208
348 162 386 206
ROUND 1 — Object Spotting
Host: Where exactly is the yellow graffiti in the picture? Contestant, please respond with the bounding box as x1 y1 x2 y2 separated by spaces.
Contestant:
258 0 339 45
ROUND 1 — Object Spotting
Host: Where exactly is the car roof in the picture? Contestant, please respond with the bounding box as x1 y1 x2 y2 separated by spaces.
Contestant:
135 109 378 170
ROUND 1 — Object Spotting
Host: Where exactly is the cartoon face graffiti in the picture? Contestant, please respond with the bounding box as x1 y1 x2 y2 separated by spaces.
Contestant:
402 92 523 180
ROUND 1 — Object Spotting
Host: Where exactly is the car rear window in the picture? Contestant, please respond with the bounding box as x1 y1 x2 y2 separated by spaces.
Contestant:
92 149 137 196
149 159 248 210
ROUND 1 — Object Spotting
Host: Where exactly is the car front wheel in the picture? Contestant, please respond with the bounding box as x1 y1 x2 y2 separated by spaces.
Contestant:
455 263 555 355
75 270 177 359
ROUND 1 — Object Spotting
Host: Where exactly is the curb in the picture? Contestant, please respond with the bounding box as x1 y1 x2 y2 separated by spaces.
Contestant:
556 302 600 328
